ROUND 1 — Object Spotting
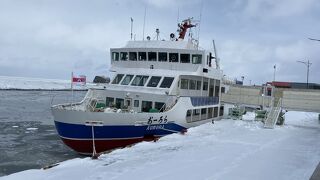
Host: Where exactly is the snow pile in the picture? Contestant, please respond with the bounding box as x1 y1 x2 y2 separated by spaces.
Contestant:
1 111 320 180
0 76 99 90
285 111 319 128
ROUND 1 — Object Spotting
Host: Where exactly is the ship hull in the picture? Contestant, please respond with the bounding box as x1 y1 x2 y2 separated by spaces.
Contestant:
54 120 187 154
61 137 147 154
52 96 219 154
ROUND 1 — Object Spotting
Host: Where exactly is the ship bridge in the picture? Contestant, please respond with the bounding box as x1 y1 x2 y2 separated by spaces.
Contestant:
110 40 220 74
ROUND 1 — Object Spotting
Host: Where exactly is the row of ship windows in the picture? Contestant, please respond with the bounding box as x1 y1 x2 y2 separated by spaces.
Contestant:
111 52 202 64
112 74 174 88
180 78 220 91
106 97 165 112
186 106 224 123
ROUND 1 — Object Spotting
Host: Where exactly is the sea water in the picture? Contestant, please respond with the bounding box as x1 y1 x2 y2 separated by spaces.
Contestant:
0 90 86 176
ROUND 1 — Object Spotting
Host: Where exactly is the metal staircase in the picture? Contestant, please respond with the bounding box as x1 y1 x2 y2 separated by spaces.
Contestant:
264 98 282 129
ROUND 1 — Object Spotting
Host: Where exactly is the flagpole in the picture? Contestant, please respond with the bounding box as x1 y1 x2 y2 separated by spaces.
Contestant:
130 17 133 40
71 72 74 109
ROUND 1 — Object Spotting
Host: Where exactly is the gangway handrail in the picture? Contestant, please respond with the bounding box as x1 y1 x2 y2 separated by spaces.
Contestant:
264 98 282 129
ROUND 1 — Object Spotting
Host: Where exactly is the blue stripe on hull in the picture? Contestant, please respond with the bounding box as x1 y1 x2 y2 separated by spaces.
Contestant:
54 121 186 140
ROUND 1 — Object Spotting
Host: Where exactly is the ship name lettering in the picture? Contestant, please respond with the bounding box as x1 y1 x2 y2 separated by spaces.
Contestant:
147 116 168 124
146 125 164 130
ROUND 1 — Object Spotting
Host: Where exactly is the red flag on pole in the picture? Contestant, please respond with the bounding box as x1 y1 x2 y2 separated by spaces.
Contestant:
72 74 86 85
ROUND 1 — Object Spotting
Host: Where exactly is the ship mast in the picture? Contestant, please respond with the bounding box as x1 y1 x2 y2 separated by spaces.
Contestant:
177 18 196 40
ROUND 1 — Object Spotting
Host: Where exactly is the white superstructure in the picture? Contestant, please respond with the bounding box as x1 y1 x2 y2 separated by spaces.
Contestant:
51 18 227 155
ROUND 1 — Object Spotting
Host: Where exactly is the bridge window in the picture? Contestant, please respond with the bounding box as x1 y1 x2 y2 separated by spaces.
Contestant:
213 107 218 117
221 87 225 93
216 80 220 86
115 98 124 109
192 109 200 121
106 97 114 107
192 54 202 64
210 79 215 86
148 52 157 61
147 76 161 87
169 53 178 62
201 108 207 120
141 101 152 112
181 79 189 89
219 106 224 116
189 80 196 90
215 80 220 97
112 52 119 61
120 52 128 61
196 81 201 90
208 107 213 118
158 52 168 62
138 52 147 61
203 81 208 91
180 54 190 63
131 75 149 86
160 77 174 88
121 75 134 85
186 110 192 123
111 74 124 84
134 100 139 107
155 102 165 112
129 52 137 61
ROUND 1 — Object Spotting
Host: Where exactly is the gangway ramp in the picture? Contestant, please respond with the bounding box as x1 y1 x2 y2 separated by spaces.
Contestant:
264 98 282 129
221 85 320 113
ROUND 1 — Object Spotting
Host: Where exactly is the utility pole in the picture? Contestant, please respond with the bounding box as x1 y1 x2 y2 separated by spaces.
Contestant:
304 38 319 88
297 60 312 89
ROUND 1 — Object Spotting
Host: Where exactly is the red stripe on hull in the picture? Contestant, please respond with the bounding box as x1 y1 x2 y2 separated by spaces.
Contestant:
61 136 157 154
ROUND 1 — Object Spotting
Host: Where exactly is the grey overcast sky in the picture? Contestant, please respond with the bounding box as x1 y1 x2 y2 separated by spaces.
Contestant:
0 0 319 85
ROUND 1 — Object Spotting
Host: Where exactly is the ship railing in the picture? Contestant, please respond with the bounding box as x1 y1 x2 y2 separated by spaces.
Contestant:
87 98 98 112
51 89 100 111
84 97 109 112
52 102 83 110
160 96 179 112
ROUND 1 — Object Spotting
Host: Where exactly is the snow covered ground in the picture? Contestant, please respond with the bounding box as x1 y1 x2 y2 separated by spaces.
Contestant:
0 76 98 90
1 111 320 180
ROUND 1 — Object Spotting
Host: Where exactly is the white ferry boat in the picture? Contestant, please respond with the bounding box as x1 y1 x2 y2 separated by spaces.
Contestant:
52 18 226 155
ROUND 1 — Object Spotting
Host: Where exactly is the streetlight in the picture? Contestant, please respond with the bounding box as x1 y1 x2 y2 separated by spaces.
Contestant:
308 38 320 42
297 60 312 89
238 76 244 105
273 64 276 82
241 76 244 85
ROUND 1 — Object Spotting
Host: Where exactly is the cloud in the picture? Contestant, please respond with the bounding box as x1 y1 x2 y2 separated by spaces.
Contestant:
218 39 320 84
0 0 319 84
144 0 199 8
244 0 318 18
219 40 273 83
